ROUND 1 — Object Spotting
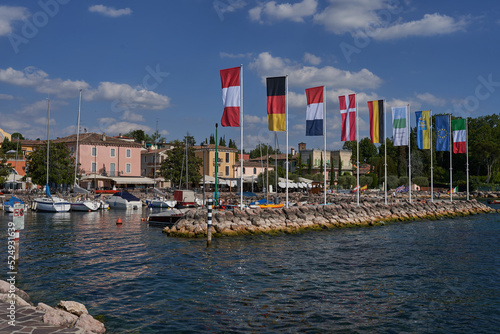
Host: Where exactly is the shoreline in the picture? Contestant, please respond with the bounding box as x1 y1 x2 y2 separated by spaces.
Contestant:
163 198 498 238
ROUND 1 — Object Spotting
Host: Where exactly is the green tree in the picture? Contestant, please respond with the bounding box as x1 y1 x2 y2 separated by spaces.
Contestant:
124 129 146 142
26 143 76 187
359 137 377 165
160 139 202 188
249 144 279 159
0 155 11 185
219 135 226 147
209 134 215 144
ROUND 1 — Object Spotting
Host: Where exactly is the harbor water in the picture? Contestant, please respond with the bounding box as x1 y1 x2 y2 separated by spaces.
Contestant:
1 206 499 333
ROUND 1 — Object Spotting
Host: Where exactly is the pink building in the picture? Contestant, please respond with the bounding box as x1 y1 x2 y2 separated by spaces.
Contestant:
52 133 145 188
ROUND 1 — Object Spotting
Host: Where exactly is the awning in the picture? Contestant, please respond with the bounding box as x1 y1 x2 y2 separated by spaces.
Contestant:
109 177 155 185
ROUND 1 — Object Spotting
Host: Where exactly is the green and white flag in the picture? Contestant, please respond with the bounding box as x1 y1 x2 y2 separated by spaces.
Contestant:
392 106 408 146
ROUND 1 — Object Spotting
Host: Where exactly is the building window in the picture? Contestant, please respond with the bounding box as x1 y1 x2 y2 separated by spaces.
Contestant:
92 147 96 157
110 163 115 176
91 162 96 173
253 168 257 174
225 165 229 176
225 152 230 163
111 148 116 157
243 167 246 174
70 147 74 154
126 149 131 158
126 164 131 173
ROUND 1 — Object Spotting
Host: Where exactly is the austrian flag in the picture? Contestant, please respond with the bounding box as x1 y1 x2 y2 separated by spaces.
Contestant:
339 94 356 141
220 66 241 127
452 118 466 153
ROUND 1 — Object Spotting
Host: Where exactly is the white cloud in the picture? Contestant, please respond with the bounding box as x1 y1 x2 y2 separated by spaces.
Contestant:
94 118 151 135
249 0 318 23
220 52 252 59
415 92 446 106
0 67 89 98
249 52 382 89
0 6 29 36
303 52 321 65
122 110 145 122
0 94 13 100
313 0 389 34
0 66 171 110
366 13 468 40
86 82 170 110
244 114 267 124
88 5 132 18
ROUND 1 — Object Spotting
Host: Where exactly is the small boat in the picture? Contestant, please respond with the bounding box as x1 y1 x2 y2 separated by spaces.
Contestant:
174 190 198 208
147 208 185 227
108 191 142 209
258 203 284 209
3 196 24 213
33 196 71 212
70 198 101 211
146 197 177 208
487 199 500 204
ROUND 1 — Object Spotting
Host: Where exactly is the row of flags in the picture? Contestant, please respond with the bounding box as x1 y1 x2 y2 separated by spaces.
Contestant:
219 65 469 205
221 67 467 154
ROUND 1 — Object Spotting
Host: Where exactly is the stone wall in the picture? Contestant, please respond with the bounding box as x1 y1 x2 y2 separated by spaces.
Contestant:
163 199 497 238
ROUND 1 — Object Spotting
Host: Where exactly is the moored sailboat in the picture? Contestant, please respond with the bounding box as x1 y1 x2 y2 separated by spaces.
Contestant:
33 99 71 212
70 90 100 212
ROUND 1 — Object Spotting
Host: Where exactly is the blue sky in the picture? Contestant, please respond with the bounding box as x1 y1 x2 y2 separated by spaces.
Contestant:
0 0 499 152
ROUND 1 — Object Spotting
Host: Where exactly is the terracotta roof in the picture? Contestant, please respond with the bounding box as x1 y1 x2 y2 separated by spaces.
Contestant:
37 133 143 147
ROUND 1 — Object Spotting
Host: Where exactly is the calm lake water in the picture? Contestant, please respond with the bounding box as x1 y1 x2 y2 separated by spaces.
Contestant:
1 205 499 333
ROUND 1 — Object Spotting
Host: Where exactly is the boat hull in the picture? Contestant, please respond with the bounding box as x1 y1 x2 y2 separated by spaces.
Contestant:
34 197 71 212
71 200 100 211
108 198 142 209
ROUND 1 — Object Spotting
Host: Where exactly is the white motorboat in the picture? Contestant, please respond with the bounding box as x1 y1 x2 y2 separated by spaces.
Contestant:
108 191 142 209
146 197 176 208
3 196 23 213
70 198 100 211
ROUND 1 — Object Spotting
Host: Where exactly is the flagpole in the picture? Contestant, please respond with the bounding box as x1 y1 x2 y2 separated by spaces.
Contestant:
430 110 434 202
323 86 327 205
384 99 387 205
356 94 359 206
408 104 412 203
240 64 244 210
285 75 289 208
449 114 453 202
466 117 469 201
275 132 277 196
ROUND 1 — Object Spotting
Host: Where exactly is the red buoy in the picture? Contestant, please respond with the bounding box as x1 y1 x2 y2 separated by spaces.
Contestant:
116 217 123 224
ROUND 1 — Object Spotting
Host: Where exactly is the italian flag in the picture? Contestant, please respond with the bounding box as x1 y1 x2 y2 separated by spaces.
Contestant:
452 118 466 154
448 186 458 194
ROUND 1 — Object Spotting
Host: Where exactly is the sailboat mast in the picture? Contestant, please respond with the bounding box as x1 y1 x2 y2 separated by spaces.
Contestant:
154 120 158 189
46 99 51 187
74 89 82 186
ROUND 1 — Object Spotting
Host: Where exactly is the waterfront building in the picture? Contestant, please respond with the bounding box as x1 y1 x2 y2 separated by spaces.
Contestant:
193 144 238 178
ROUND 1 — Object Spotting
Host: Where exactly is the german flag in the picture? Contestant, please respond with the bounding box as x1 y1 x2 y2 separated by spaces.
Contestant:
266 76 286 131
368 99 384 143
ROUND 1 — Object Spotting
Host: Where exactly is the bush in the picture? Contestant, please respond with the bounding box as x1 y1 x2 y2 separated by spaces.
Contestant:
359 175 373 188
381 175 399 190
412 176 429 187
398 176 409 186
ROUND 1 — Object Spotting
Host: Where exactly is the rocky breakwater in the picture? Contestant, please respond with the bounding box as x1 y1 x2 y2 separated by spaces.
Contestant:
163 199 497 238
0 279 105 333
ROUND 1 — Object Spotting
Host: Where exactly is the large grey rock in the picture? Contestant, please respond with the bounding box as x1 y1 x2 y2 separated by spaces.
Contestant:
56 300 89 316
75 313 106 333
43 308 78 328
0 279 31 304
